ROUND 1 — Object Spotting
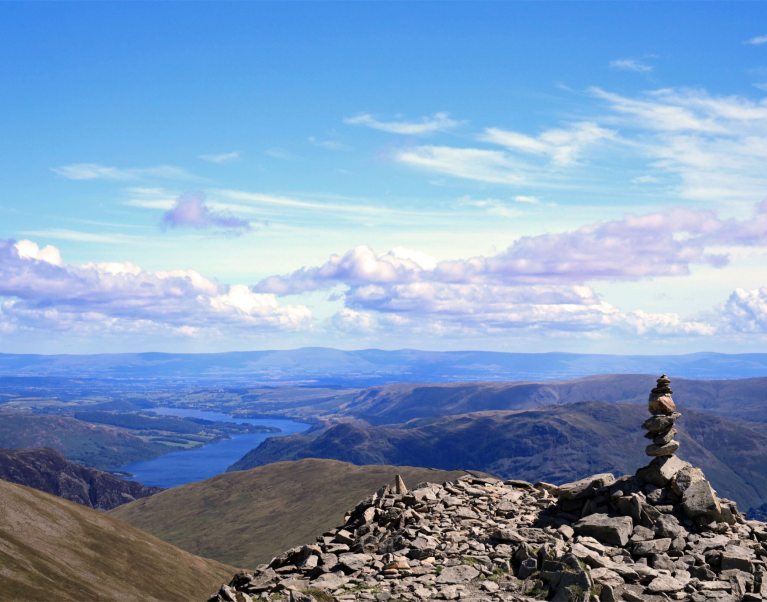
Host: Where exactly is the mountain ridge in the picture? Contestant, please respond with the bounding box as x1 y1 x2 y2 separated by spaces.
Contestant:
0 447 160 510
229 401 767 512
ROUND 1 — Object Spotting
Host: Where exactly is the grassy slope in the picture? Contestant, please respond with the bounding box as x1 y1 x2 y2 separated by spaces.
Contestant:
0 414 166 469
0 479 235 602
111 459 470 567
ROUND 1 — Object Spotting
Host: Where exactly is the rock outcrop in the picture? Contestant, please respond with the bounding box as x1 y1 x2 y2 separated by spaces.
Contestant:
210 376 767 602
0 447 160 510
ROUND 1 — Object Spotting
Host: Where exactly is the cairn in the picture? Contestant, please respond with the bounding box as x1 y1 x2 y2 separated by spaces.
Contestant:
210 375 767 602
643 374 681 457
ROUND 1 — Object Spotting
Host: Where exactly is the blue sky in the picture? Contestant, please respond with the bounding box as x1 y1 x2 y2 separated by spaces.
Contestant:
1 2 767 354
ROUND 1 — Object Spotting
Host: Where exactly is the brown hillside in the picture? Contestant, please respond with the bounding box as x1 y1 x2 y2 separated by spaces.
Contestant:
110 458 470 567
0 479 235 602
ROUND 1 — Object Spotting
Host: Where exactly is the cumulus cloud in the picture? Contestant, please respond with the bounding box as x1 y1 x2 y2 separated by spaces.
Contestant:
0 239 311 336
331 282 714 338
257 202 767 294
721 288 767 333
253 202 767 339
256 246 435 295
162 192 251 233
344 112 461 135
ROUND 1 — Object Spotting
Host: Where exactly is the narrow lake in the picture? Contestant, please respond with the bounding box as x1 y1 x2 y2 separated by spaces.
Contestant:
118 407 309 488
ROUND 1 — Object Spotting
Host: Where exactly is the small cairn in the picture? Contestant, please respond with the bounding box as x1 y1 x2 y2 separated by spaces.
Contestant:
643 374 681 457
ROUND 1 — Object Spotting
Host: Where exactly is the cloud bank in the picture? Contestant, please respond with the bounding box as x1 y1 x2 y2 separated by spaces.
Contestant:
0 240 311 338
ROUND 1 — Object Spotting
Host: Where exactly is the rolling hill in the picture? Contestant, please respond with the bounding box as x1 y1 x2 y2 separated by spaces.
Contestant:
0 412 167 470
338 374 767 423
0 478 235 602
0 448 160 510
110 458 471 567
229 401 767 512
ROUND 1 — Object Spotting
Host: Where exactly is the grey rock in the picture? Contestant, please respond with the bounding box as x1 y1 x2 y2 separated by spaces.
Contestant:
682 479 722 522
435 564 479 584
645 440 680 457
556 473 615 501
574 514 633 547
647 574 685 592
636 455 689 487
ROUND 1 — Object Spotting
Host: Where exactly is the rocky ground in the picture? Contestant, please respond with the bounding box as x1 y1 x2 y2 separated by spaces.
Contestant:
209 376 767 601
208 465 767 601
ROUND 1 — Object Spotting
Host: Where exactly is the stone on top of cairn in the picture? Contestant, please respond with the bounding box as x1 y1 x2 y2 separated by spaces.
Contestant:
643 374 681 457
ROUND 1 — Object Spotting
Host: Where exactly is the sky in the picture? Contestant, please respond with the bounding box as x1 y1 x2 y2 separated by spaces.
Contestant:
1 2 767 354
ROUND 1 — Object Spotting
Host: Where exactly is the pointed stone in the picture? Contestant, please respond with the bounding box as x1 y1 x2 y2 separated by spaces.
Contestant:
648 375 677 415
393 475 408 494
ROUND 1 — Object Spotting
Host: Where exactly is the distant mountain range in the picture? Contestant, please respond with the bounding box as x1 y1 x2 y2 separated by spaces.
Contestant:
0 448 160 510
111 459 470 567
0 478 234 601
229 401 767 513
2 348 767 383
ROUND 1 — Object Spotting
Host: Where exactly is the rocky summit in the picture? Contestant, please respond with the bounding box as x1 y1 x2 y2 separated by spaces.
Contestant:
209 376 767 602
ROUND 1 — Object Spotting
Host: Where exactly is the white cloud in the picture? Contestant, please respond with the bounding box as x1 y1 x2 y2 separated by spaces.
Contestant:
513 195 541 204
199 151 240 164
592 87 767 202
13 240 62 265
308 136 350 151
19 229 141 244
721 287 767 332
396 146 526 184
482 122 615 166
344 112 461 135
257 202 767 294
0 239 312 336
609 58 653 73
458 197 524 218
253 201 767 339
332 281 714 338
745 34 767 46
52 163 197 181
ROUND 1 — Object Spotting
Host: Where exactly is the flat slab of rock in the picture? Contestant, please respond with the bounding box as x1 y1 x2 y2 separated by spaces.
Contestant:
574 513 633 547
645 440 680 457
435 564 480 584
556 473 615 501
647 574 685 593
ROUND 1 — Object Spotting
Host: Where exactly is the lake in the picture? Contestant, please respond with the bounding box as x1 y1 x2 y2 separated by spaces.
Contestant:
118 407 309 488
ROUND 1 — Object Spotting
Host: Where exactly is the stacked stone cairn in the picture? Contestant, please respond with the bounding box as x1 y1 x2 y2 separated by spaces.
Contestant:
210 375 767 602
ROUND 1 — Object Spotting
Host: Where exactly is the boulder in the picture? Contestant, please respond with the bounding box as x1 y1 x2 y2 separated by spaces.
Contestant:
671 465 706 497
435 564 480 584
682 479 722 522
556 473 615 501
636 455 689 486
648 394 677 415
574 514 633 547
